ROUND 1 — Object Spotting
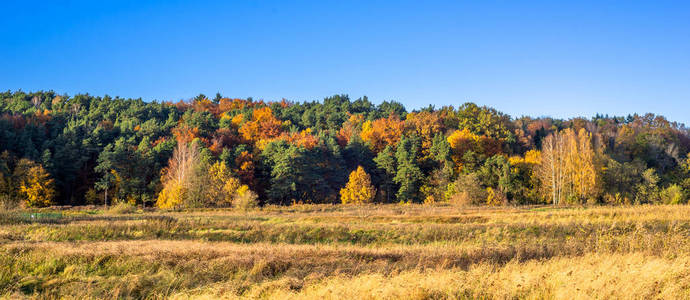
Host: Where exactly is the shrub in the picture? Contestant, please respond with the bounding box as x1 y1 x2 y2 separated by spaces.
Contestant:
233 185 258 211
446 174 487 206
486 187 507 206
660 184 685 204
84 189 99 205
0 194 18 211
107 203 137 214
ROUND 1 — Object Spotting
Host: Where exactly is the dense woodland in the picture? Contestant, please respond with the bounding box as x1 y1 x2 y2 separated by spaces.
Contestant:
1 90 690 208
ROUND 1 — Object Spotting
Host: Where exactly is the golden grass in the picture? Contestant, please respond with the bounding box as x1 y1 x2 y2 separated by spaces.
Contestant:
2 204 690 299
261 253 690 300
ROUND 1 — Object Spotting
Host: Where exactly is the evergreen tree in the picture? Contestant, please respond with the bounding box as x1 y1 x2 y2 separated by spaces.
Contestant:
394 135 423 203
374 145 397 203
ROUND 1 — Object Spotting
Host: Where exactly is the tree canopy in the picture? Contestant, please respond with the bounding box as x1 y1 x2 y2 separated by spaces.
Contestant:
1 90 689 207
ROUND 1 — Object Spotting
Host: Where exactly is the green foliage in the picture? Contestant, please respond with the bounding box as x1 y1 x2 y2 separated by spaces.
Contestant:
636 169 661 204
374 145 397 203
660 184 685 204
445 173 487 206
394 136 423 203
457 102 514 142
261 138 345 204
0 90 689 207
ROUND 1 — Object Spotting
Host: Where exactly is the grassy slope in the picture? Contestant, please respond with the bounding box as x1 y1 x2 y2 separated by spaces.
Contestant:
1 204 690 299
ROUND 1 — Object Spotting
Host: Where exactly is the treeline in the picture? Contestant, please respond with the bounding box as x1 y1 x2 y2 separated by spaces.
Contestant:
1 90 689 208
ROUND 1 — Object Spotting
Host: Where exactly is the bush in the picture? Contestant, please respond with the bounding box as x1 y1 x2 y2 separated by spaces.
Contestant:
445 174 487 206
84 189 99 205
0 194 18 211
233 185 258 211
107 203 137 214
660 184 685 204
486 187 507 206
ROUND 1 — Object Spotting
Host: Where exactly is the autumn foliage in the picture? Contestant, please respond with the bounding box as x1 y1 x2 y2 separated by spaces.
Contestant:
1 90 688 208
340 166 376 204
239 107 283 147
361 114 406 152
18 160 56 208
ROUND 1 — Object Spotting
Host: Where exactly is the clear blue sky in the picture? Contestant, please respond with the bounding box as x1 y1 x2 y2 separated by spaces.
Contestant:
2 0 689 124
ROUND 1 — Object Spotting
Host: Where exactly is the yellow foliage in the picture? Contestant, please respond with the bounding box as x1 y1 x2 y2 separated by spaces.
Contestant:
20 164 56 208
340 166 376 204
447 128 481 172
239 107 283 146
405 111 445 154
524 149 541 164
360 115 405 152
486 187 505 206
231 113 244 127
537 128 599 205
236 185 250 197
448 128 481 152
156 181 185 209
156 141 200 209
508 150 541 166
207 161 241 206
508 155 523 166
232 184 259 210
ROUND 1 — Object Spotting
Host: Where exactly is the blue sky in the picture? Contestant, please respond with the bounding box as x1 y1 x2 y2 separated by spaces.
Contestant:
2 0 689 124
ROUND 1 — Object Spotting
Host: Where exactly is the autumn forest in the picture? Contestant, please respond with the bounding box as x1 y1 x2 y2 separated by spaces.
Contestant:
1 90 689 209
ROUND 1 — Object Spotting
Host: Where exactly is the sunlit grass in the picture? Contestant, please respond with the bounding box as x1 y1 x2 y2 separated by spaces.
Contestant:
2 204 690 298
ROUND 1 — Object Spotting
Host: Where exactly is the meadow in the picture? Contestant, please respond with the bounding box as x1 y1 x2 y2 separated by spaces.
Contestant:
2 204 690 299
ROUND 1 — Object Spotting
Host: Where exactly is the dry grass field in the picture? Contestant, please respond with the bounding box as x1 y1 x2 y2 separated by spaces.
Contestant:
2 204 690 299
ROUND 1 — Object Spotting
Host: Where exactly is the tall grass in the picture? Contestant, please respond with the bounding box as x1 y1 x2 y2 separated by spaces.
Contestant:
2 204 690 298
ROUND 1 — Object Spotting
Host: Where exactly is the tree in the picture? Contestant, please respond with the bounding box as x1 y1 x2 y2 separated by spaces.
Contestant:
95 171 115 206
206 161 242 206
374 145 397 203
239 107 283 147
507 150 541 204
447 128 481 172
394 135 423 203
1 90 688 207
445 173 486 206
635 168 660 204
486 187 506 206
424 133 455 202
536 128 600 205
537 131 566 205
478 155 517 201
18 160 56 207
261 138 345 205
572 129 598 201
340 166 376 204
457 102 514 141
156 141 201 209
405 111 446 155
360 114 406 152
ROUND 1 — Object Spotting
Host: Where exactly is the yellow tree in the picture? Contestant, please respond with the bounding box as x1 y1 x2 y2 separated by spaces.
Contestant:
575 128 598 200
19 163 56 208
405 111 445 156
206 161 241 206
486 187 506 206
238 107 283 148
156 141 200 209
340 166 376 204
447 128 480 172
360 114 406 152
536 128 599 205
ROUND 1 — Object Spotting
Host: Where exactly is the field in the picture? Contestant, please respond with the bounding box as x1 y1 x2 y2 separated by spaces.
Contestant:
2 204 690 299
